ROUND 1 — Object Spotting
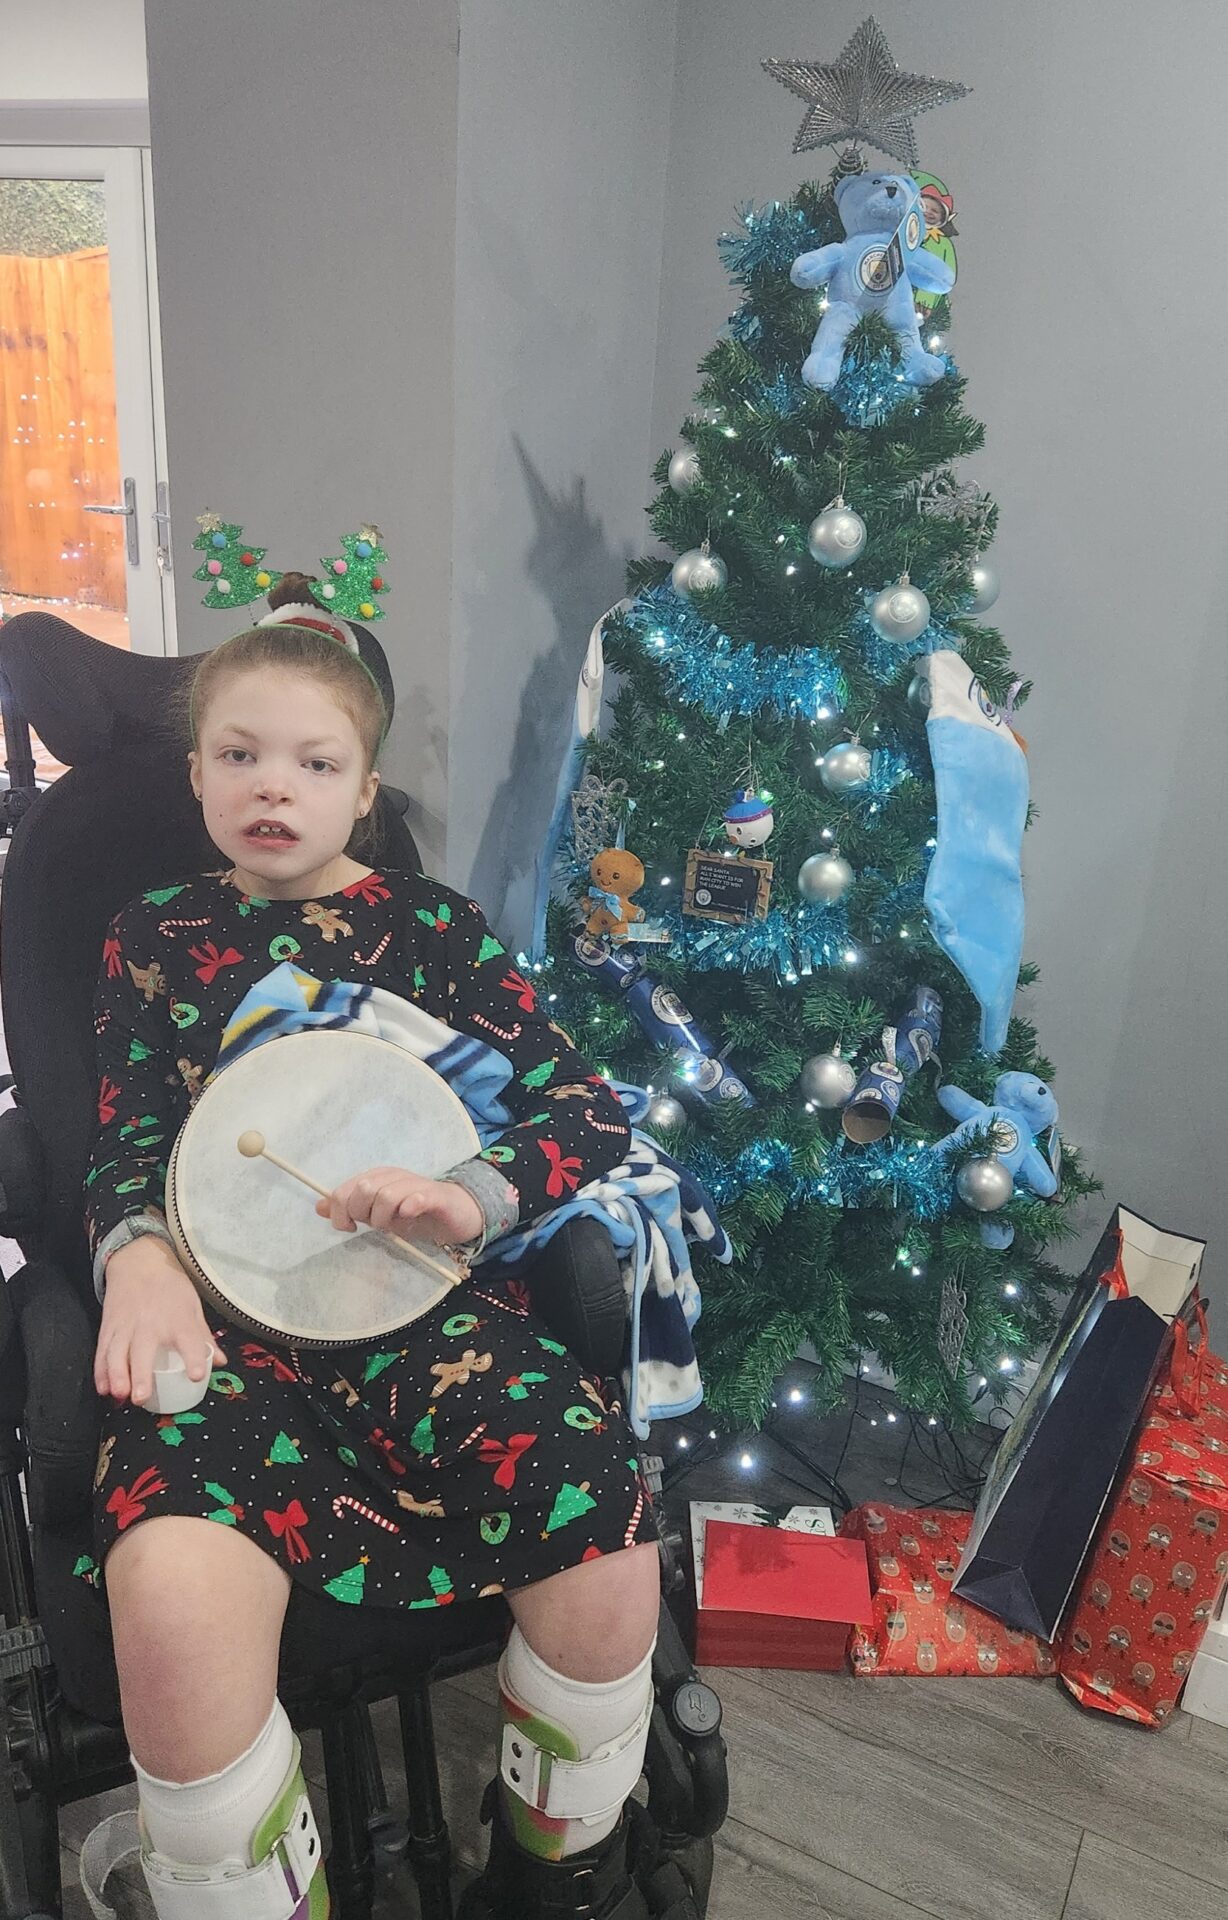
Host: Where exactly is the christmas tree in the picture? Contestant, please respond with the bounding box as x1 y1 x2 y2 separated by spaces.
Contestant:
538 21 1095 1432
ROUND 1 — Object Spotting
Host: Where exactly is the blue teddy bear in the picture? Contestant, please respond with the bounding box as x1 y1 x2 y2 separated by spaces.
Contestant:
935 1072 1060 1249
789 173 956 393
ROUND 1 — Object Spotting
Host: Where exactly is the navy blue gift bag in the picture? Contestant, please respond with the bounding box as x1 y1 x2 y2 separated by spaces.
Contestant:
953 1206 1205 1642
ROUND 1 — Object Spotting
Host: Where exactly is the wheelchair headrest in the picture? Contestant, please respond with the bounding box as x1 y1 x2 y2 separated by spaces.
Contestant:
0 611 396 766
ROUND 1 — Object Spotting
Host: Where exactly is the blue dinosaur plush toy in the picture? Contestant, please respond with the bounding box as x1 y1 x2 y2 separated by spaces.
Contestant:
789 172 956 393
935 1072 1060 1249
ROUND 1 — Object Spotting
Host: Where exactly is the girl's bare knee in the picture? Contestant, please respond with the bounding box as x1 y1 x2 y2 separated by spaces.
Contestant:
509 1540 660 1682
107 1516 290 1778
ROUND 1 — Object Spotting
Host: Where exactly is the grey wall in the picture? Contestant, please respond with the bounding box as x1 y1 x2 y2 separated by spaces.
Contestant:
0 0 147 99
448 0 679 936
146 0 678 907
145 0 459 873
650 0 1228 1299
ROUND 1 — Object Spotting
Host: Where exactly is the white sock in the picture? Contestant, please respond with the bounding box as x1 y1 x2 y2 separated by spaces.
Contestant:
134 1700 296 1869
499 1625 656 1856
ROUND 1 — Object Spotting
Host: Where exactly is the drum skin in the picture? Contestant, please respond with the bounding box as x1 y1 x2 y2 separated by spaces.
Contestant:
166 1030 480 1348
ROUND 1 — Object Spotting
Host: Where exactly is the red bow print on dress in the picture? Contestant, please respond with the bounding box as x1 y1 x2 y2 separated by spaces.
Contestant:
103 937 123 979
478 1432 537 1490
106 1466 168 1532
500 969 537 1012
98 1076 121 1126
263 1500 311 1563
342 873 392 905
188 941 244 986
538 1139 582 1200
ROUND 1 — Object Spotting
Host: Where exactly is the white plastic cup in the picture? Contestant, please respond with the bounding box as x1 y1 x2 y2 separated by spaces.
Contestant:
146 1346 214 1416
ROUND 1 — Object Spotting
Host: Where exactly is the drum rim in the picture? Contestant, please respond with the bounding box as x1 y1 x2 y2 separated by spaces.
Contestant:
166 1029 480 1350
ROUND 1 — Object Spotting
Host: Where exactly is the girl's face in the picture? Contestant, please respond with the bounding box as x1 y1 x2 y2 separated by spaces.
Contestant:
189 666 380 900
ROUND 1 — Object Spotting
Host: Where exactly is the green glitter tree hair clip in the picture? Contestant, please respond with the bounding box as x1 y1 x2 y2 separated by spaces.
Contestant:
193 514 391 623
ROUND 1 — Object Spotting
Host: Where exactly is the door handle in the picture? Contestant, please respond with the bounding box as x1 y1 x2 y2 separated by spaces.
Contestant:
83 477 139 566
152 481 173 577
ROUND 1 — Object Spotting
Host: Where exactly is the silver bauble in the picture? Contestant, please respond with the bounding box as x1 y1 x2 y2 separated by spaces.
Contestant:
798 851 854 904
956 1156 1014 1213
671 547 727 597
868 578 931 645
906 672 932 714
969 559 1000 613
668 447 701 495
799 1052 857 1109
807 502 867 569
646 1094 686 1132
818 742 873 794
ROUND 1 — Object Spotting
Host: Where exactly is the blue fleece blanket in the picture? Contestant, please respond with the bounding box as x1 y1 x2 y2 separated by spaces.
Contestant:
215 964 730 1437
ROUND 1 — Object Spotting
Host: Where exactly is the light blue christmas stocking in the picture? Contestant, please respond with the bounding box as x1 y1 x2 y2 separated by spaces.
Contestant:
921 652 1029 1055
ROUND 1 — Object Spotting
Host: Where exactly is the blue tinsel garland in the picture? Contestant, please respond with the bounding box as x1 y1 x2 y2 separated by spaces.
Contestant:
728 307 763 347
820 1137 954 1220
756 368 805 418
794 900 854 974
718 202 822 283
832 351 916 429
687 1132 955 1220
625 586 847 722
856 614 962 685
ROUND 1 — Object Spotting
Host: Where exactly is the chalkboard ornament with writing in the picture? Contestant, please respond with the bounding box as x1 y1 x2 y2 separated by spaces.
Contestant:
683 848 773 924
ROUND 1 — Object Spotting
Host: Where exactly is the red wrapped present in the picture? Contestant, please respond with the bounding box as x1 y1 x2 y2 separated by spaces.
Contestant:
841 1503 1059 1678
1059 1314 1228 1728
689 1502 869 1670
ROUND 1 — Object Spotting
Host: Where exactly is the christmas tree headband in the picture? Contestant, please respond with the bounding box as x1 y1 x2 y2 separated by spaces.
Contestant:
192 513 393 745
193 514 391 649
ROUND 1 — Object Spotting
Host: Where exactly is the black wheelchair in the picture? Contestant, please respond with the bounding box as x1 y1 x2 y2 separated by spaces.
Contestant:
0 613 726 1920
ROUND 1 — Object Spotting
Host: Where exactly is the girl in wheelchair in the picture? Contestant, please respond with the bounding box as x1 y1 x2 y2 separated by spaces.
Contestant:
85 586 673 1920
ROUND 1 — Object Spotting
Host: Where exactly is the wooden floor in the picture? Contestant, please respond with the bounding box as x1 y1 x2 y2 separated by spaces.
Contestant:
51 1380 1228 1920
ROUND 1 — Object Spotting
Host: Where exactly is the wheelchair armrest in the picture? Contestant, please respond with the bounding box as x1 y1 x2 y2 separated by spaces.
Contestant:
519 1215 626 1380
11 1261 101 1526
0 1102 46 1239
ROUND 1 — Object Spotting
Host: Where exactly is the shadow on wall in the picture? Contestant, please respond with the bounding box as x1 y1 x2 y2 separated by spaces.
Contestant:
467 436 632 936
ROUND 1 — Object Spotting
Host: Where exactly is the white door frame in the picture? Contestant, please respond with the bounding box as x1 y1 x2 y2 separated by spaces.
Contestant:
0 144 174 655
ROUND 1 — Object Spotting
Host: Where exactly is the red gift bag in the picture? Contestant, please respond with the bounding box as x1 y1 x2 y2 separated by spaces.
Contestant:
841 1504 1058 1678
1059 1306 1228 1728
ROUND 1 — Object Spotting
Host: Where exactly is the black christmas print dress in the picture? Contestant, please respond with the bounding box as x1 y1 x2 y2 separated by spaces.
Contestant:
85 869 658 1610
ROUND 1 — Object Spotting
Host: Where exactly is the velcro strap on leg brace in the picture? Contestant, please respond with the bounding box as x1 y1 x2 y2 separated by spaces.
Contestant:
80 1795 322 1920
499 1690 653 1825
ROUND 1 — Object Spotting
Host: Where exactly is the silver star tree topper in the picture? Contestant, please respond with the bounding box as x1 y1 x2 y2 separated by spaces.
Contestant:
763 15 968 170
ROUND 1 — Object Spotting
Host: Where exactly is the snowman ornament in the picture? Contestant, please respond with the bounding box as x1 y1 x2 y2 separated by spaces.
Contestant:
723 789 774 852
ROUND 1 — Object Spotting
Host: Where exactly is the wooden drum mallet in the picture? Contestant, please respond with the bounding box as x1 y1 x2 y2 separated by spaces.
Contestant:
236 1130 463 1290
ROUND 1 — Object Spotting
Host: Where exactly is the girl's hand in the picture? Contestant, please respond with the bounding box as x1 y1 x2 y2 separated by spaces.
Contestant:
316 1169 483 1246
95 1237 226 1406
